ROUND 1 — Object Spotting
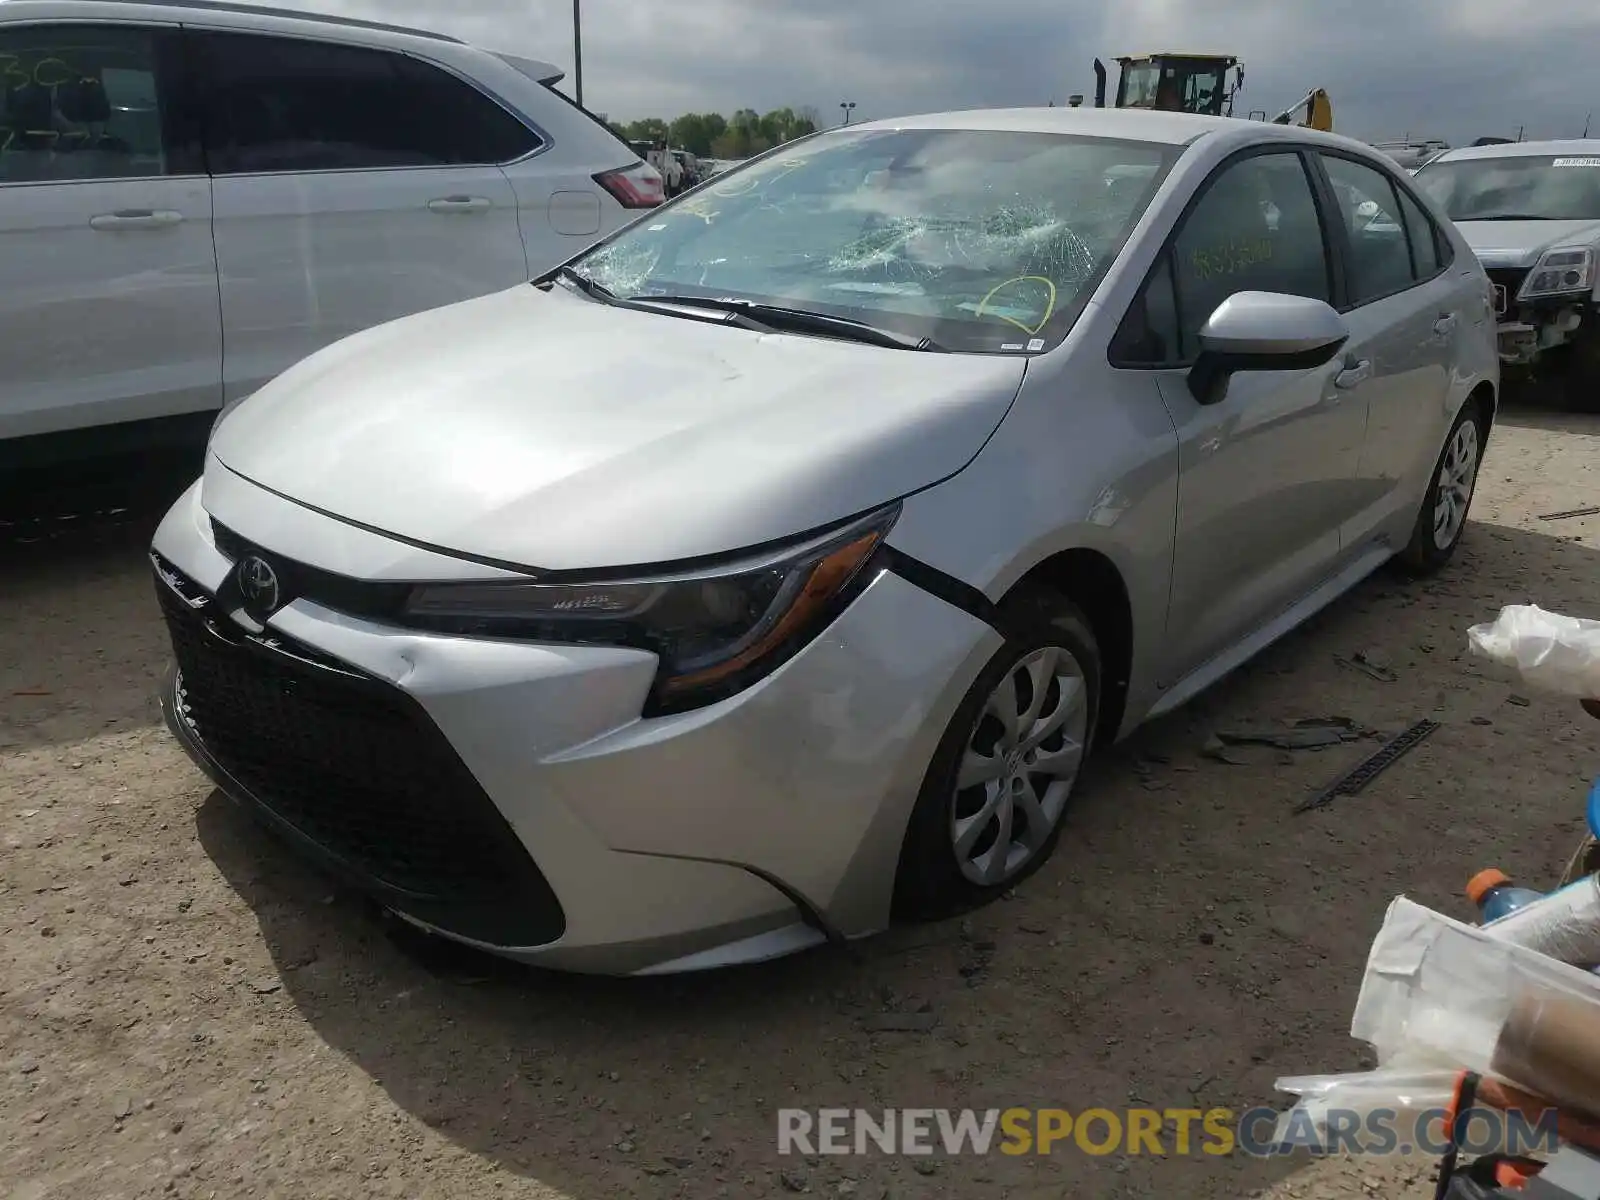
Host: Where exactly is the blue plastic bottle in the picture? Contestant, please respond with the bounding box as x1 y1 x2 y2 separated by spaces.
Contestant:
1466 868 1544 923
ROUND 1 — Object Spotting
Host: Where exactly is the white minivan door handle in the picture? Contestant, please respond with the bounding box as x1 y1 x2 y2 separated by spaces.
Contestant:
1433 313 1458 337
90 209 184 230
427 196 492 213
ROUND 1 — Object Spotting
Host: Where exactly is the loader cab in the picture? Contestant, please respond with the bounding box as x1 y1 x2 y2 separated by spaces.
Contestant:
1107 53 1242 117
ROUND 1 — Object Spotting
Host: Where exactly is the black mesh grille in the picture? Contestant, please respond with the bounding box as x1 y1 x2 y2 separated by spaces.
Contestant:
155 557 565 946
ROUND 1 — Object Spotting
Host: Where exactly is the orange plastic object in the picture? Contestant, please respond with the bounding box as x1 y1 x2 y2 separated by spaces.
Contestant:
1467 868 1513 905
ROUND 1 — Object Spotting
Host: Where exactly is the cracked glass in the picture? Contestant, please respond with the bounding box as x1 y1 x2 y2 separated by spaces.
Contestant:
570 128 1181 353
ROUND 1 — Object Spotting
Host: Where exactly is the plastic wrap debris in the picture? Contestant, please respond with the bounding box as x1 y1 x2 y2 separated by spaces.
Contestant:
1272 1068 1600 1157
1467 605 1600 699
1351 898 1600 1117
1272 1067 1458 1150
1479 876 1600 967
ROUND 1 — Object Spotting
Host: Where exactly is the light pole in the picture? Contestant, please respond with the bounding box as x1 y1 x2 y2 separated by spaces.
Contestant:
572 0 583 108
840 101 856 126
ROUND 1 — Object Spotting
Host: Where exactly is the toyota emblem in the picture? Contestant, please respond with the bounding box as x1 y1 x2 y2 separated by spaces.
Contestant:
236 555 280 614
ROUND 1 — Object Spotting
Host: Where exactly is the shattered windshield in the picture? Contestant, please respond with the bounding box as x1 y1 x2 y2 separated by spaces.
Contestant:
1414 154 1600 221
568 128 1179 353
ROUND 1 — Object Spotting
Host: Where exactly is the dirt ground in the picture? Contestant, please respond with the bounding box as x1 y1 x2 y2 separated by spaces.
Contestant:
3 401 1598 1200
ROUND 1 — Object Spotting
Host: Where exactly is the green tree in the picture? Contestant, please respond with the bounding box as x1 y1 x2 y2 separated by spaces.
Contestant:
668 112 727 157
622 117 669 144
757 107 792 146
615 107 818 160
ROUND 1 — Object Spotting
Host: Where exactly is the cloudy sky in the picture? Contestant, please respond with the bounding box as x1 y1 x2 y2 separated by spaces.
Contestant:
305 0 1596 146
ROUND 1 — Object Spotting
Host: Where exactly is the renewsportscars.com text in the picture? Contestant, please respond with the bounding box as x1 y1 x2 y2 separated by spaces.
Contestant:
776 1106 1560 1158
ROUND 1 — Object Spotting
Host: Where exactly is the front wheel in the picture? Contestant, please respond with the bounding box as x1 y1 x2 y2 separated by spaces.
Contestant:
1396 399 1484 575
892 584 1100 921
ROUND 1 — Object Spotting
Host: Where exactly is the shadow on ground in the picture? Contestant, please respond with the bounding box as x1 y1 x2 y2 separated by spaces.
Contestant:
187 512 1600 1199
0 459 195 748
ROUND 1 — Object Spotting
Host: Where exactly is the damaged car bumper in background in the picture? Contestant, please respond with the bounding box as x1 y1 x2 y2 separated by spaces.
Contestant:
1483 249 1597 367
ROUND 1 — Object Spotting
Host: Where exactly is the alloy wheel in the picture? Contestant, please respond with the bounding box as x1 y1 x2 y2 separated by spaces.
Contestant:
951 645 1089 886
1432 418 1480 551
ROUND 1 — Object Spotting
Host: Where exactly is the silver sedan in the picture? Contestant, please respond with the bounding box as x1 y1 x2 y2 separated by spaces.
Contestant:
151 107 1498 974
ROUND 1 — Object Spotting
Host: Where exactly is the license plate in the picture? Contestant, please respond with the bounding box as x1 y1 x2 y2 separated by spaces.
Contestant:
1492 283 1508 314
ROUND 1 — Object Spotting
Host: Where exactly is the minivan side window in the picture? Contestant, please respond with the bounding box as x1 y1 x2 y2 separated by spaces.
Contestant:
1169 152 1331 361
197 33 541 174
0 25 174 183
1320 155 1416 305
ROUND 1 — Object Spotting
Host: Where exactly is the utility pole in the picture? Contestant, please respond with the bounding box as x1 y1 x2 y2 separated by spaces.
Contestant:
571 0 583 108
1585 112 1593 138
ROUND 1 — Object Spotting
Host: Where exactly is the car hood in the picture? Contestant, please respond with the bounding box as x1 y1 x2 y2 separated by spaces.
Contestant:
209 285 1027 571
1455 219 1600 269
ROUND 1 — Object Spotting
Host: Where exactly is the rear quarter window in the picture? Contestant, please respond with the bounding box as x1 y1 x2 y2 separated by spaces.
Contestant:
530 79 638 166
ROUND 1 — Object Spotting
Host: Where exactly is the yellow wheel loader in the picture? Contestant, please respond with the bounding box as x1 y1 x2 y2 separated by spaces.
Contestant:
1089 53 1332 132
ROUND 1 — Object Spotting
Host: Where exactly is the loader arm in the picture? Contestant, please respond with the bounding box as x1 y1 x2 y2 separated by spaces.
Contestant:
1272 88 1333 132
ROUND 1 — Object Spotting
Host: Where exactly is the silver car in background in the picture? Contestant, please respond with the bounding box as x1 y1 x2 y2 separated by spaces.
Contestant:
1414 139 1600 405
151 108 1498 975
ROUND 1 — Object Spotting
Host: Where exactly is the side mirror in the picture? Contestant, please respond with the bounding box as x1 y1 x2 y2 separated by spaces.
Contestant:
1187 291 1350 405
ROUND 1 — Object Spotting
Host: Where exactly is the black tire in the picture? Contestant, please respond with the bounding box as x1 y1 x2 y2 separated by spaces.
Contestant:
1395 397 1485 576
892 584 1101 921
1563 331 1600 413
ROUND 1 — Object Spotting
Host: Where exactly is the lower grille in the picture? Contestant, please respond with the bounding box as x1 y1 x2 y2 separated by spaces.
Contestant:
155 559 565 946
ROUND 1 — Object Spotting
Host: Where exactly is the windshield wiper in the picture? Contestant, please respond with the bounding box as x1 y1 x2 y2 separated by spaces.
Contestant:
552 270 771 331
552 270 776 331
1464 213 1556 221
551 275 946 350
553 265 617 300
632 295 948 352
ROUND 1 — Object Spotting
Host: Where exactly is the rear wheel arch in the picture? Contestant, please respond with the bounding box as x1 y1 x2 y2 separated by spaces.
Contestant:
1001 548 1133 748
1464 380 1496 438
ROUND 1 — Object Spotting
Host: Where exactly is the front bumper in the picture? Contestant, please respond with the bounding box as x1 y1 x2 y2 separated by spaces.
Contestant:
151 477 998 974
1487 268 1593 365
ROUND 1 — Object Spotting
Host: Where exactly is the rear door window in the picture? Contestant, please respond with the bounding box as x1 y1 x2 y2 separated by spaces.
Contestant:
195 32 539 174
1320 154 1417 304
1394 184 1445 279
0 23 187 182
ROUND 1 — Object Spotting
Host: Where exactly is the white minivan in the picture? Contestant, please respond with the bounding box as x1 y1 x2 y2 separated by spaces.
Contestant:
0 0 661 481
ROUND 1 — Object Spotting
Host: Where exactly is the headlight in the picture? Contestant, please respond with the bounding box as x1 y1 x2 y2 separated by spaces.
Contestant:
1518 247 1596 300
403 504 900 714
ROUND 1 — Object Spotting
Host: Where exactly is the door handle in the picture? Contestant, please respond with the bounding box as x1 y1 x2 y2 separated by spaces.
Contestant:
427 196 492 213
1334 359 1372 389
1433 313 1458 337
89 209 183 230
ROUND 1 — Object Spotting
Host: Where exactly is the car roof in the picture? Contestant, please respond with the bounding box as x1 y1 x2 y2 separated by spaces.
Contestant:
0 0 568 77
848 106 1375 156
1431 138 1600 163
0 0 452 42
